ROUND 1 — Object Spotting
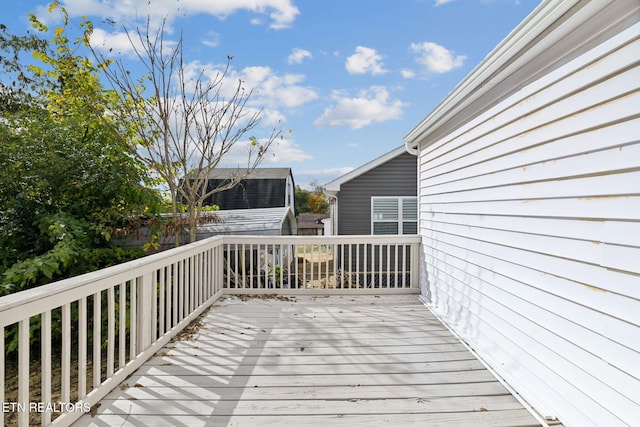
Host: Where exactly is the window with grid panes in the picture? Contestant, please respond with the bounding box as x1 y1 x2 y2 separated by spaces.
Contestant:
371 197 417 235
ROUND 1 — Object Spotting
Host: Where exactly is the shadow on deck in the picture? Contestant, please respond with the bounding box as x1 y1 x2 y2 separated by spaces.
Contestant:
73 295 547 427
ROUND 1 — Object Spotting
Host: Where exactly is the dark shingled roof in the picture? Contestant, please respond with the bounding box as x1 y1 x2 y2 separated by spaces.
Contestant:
298 213 329 229
206 168 292 180
202 168 294 210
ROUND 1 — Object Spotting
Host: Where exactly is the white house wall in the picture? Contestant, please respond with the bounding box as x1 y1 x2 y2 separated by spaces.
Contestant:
417 22 640 427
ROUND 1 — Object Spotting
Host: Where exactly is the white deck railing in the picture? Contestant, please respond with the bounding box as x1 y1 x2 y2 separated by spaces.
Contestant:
0 234 420 427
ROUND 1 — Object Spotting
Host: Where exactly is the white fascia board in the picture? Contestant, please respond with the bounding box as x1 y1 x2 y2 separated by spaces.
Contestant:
281 206 297 234
325 145 407 193
403 0 615 151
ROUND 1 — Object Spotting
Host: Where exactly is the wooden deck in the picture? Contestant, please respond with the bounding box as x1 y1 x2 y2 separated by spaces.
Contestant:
73 295 543 426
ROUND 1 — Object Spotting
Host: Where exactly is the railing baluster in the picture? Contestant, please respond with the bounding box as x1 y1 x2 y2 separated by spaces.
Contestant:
93 292 101 388
210 249 214 296
192 256 197 308
279 244 284 286
118 283 127 369
18 318 28 427
130 280 137 359
198 253 202 304
189 258 194 314
225 245 230 290
404 243 409 288
347 243 358 288
118 283 126 369
341 244 345 289
204 249 210 299
78 298 87 398
378 244 382 288
198 253 203 305
177 261 183 322
200 252 205 304
41 310 51 425
248 244 253 289
151 271 157 342
287 244 292 289
107 287 115 377
233 245 239 289
310 244 315 285
158 267 166 337
302 244 307 288
184 259 189 317
61 303 71 403
192 256 197 310
217 245 224 293
387 243 392 288
324 245 335 288
172 263 178 328
356 243 369 288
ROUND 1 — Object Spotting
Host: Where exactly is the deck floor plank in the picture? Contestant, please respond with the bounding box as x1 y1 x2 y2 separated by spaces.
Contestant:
73 295 543 426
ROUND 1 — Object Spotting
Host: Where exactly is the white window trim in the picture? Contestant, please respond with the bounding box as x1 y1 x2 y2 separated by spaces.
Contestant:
371 196 417 235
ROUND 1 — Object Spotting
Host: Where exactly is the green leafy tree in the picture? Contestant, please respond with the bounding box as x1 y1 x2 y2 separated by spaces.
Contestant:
295 185 311 215
0 3 163 295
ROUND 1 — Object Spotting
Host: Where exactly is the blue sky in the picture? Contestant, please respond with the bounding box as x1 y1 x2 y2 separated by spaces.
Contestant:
3 0 540 189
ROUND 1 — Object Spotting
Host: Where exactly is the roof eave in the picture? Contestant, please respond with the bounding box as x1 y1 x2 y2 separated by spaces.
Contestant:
403 0 609 151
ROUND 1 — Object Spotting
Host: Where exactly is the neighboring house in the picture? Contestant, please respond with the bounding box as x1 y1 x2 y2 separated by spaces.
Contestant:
404 1 639 426
202 168 296 212
324 145 417 236
297 213 329 236
324 146 417 286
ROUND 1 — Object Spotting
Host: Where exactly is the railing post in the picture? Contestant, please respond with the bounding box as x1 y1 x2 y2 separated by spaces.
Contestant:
411 239 421 289
137 273 154 351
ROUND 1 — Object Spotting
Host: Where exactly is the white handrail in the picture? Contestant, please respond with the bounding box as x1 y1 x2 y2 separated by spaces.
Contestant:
0 234 420 427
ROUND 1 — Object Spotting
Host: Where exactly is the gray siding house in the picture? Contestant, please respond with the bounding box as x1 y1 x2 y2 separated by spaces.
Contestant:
324 146 417 236
324 146 417 287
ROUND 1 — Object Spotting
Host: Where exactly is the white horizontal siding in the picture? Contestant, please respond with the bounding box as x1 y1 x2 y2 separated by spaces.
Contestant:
418 21 640 427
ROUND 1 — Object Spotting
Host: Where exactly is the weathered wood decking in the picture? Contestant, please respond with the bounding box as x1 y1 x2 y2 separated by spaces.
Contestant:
73 295 544 426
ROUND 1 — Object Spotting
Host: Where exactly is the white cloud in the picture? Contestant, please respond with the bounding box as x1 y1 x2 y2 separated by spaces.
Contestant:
219 137 312 166
263 138 313 163
179 62 318 111
59 0 299 30
345 46 387 75
400 69 416 79
202 32 221 48
314 86 406 129
409 41 466 74
434 0 455 5
288 48 312 65
89 27 150 56
238 66 319 109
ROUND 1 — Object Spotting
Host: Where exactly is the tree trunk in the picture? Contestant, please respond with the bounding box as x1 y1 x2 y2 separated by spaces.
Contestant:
188 204 198 243
171 193 180 248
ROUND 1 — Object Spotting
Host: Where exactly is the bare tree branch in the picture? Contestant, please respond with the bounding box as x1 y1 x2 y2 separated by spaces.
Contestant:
90 18 281 244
